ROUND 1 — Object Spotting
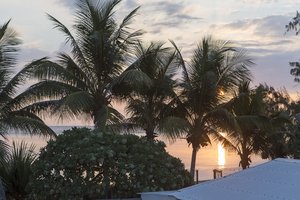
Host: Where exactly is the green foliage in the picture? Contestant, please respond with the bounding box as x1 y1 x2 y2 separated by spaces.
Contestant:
282 100 300 159
28 128 193 199
288 126 300 158
0 141 36 200
259 85 293 159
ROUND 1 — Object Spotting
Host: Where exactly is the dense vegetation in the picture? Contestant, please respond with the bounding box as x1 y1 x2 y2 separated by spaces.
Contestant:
1 0 300 199
0 142 36 200
28 128 193 199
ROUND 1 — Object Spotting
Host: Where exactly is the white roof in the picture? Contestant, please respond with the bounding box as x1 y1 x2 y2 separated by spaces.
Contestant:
141 158 300 200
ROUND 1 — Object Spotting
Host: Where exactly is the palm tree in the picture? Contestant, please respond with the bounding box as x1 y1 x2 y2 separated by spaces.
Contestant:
222 84 299 168
0 141 36 200
114 41 185 140
0 19 56 200
173 37 253 177
20 0 143 129
220 82 273 169
0 20 55 140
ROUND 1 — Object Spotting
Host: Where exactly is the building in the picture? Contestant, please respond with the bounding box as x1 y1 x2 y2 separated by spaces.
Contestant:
141 158 300 200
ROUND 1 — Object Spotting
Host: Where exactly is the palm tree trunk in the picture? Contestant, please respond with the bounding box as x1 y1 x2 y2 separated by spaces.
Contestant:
190 147 197 180
239 151 250 170
93 105 108 131
145 129 156 140
240 143 250 170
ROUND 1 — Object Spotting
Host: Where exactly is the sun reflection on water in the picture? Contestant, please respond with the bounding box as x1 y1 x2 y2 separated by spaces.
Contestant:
218 142 225 167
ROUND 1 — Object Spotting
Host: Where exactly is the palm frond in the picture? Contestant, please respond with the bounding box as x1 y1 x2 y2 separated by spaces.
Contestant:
0 115 56 138
170 40 190 86
0 20 21 72
113 69 153 92
236 115 272 133
58 53 93 89
17 100 59 120
217 49 253 94
159 116 190 142
52 91 94 122
106 122 139 134
106 106 124 124
47 14 88 69
0 140 9 163
9 80 80 110
114 6 144 52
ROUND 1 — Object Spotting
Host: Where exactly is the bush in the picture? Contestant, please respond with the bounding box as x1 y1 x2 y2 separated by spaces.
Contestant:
28 128 193 199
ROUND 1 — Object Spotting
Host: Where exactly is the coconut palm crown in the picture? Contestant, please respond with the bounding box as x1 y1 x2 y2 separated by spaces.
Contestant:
114 41 185 140
220 82 272 169
19 0 143 129
0 20 55 140
174 37 253 178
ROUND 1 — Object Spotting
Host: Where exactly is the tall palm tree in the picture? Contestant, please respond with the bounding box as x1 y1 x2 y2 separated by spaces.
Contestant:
222 84 299 168
173 37 253 177
0 20 55 198
114 41 185 140
20 0 143 129
0 20 55 142
219 82 272 169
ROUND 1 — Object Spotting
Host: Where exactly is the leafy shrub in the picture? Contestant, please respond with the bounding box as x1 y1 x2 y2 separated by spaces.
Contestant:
28 128 193 199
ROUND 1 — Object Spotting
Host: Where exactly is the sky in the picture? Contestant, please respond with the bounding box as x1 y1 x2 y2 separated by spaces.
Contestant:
1 0 300 120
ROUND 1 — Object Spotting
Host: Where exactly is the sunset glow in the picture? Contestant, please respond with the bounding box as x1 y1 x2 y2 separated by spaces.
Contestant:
218 142 225 167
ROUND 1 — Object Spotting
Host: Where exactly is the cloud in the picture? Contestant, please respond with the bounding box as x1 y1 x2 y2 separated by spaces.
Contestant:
124 0 139 9
142 1 202 27
208 15 300 57
252 50 300 92
176 14 202 20
156 1 184 15
221 15 290 36
54 0 77 9
208 14 300 91
18 46 53 64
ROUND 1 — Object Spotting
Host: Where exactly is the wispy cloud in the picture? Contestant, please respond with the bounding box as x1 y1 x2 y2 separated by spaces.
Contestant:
54 0 77 9
209 15 299 56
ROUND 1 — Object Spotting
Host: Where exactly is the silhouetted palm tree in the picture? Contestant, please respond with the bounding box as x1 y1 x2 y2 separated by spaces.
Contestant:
0 23 55 198
114 41 185 140
21 0 143 129
0 20 55 148
174 37 253 177
221 82 272 169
